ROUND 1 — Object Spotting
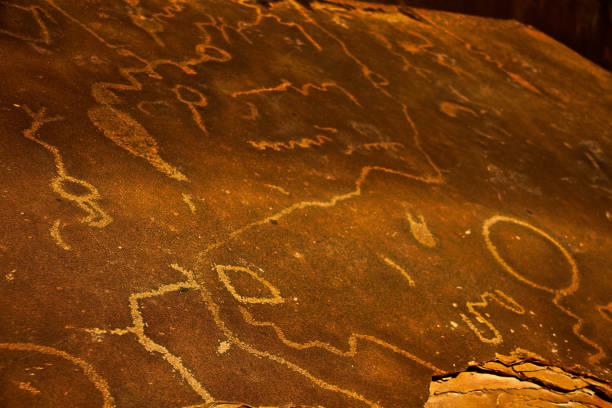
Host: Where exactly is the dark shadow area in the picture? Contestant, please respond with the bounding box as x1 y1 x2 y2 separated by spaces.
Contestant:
350 0 612 70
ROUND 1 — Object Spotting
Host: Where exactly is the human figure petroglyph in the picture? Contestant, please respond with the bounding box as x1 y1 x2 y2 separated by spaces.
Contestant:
20 106 112 230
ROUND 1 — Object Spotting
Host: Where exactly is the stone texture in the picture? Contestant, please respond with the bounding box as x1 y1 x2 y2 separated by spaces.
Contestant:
425 352 612 407
0 1 611 407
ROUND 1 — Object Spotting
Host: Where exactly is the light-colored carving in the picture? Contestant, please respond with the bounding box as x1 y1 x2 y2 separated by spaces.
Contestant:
88 104 188 181
0 342 115 407
21 106 112 228
232 79 360 107
182 193 197 213
239 306 441 374
50 219 71 250
83 264 378 407
197 108 443 261
14 381 41 395
0 3 54 44
596 302 612 323
247 135 332 151
404 209 436 248
172 84 209 135
380 256 415 286
264 184 291 196
439 102 477 118
459 290 525 344
483 216 605 363
216 265 284 305
83 264 215 404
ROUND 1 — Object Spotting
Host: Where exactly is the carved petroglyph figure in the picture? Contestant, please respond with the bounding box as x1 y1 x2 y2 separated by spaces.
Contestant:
88 96 189 182
483 216 606 364
459 290 525 344
20 106 112 235
404 207 437 248
0 342 116 407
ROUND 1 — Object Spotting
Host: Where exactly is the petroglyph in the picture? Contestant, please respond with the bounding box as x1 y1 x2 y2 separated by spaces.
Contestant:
172 84 209 135
404 208 437 248
459 290 525 344
439 101 477 118
196 109 443 263
239 307 442 374
217 340 231 355
483 216 578 296
182 193 197 213
0 3 54 44
88 104 188 182
0 342 116 408
50 219 71 250
232 79 361 107
597 303 612 323
411 9 542 95
362 142 404 152
264 184 291 195
83 263 386 407
4 1 612 406
247 135 332 151
14 380 41 395
137 100 170 116
85 19 231 182
380 256 416 286
483 216 606 363
21 106 112 228
215 265 284 305
82 264 215 404
123 0 188 47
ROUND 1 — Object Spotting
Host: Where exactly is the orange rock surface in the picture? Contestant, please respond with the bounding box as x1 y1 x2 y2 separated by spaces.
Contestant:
0 1 611 407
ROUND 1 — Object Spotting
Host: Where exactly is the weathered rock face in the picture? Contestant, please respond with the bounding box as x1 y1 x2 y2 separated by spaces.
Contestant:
0 1 611 407
399 0 612 71
425 350 612 407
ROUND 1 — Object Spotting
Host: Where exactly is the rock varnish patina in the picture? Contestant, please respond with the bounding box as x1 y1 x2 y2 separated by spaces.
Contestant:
0 0 611 406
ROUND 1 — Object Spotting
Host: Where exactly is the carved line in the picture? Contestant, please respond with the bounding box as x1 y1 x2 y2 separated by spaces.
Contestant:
50 219 71 250
238 306 441 374
216 265 284 305
83 264 215 403
232 79 360 107
0 342 115 407
0 4 54 44
483 215 605 364
21 106 112 228
182 193 197 213
459 290 525 344
380 256 415 286
196 107 443 264
247 135 332 151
